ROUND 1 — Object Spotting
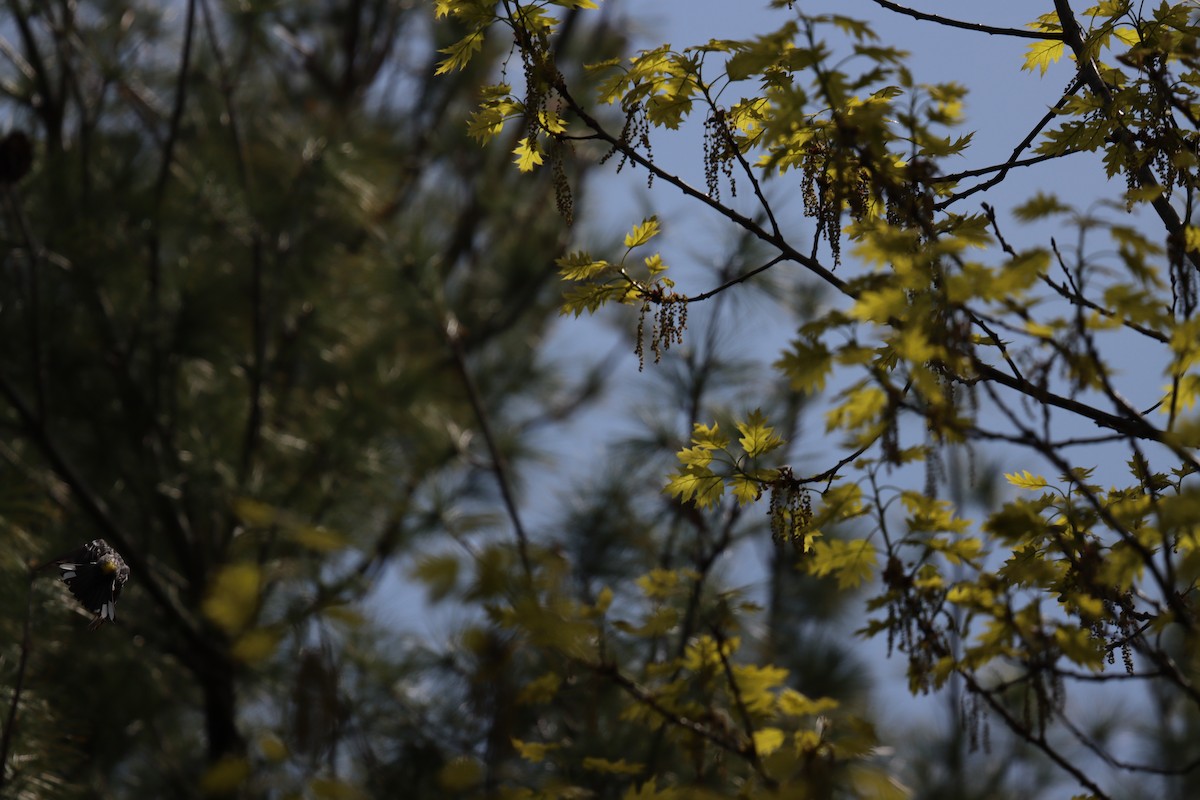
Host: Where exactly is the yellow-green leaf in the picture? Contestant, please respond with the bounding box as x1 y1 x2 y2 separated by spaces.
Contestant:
776 337 833 394
676 444 715 468
1023 39 1065 75
258 734 287 762
412 553 460 602
1005 470 1048 490
517 672 562 705
1185 226 1200 254
736 408 785 458
730 475 762 505
436 31 484 75
809 539 877 588
233 497 277 527
513 137 544 172
732 663 788 712
1054 626 1104 669
1112 26 1139 46
231 627 282 664
202 563 261 635
778 689 839 717
689 421 728 448
665 467 724 507
200 757 251 796
438 756 483 791
557 251 612 280
753 727 786 756
512 739 562 763
310 778 368 800
624 216 661 248
288 525 347 553
582 757 644 775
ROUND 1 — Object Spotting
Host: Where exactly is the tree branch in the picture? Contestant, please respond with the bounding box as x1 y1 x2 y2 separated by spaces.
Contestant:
935 78 1081 210
445 315 533 580
867 1 1064 40
553 81 849 296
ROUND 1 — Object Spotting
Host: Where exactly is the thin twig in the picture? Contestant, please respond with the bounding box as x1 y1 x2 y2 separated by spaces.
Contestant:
960 670 1112 800
936 78 1081 210
686 254 786 303
444 315 533 579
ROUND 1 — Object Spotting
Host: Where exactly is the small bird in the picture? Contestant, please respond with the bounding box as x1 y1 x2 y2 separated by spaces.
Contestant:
44 539 130 629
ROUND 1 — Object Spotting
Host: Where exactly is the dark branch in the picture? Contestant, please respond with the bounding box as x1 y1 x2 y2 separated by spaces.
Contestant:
445 315 533 580
868 1 1064 40
936 78 1082 210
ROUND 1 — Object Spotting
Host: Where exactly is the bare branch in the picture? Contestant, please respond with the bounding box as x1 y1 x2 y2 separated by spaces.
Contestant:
936 78 1082 210
868 1 1064 41
445 315 533 580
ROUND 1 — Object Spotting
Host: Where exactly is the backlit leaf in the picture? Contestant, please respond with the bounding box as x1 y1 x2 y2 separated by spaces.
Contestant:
1023 39 1065 75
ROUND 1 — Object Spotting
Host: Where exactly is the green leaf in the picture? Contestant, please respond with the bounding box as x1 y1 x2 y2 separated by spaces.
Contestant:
1185 226 1200 254
736 408 785 457
310 778 369 800
1005 470 1049 490
1012 192 1072 220
1111 26 1139 46
625 216 662 248
202 563 261 635
775 337 833 394
288 525 347 552
557 250 612 280
517 672 562 705
1054 626 1105 669
665 467 724 507
512 739 562 763
583 757 645 775
777 689 839 717
438 756 483 791
809 539 877 588
513 137 544 172
200 757 251 795
753 727 786 756
730 474 762 505
231 627 283 664
1023 39 1066 75
436 31 485 75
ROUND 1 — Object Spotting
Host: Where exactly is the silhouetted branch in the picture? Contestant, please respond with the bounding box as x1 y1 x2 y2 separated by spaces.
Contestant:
868 1 1064 40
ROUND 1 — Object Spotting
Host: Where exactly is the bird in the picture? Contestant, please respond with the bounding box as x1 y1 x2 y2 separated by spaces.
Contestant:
44 539 130 630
